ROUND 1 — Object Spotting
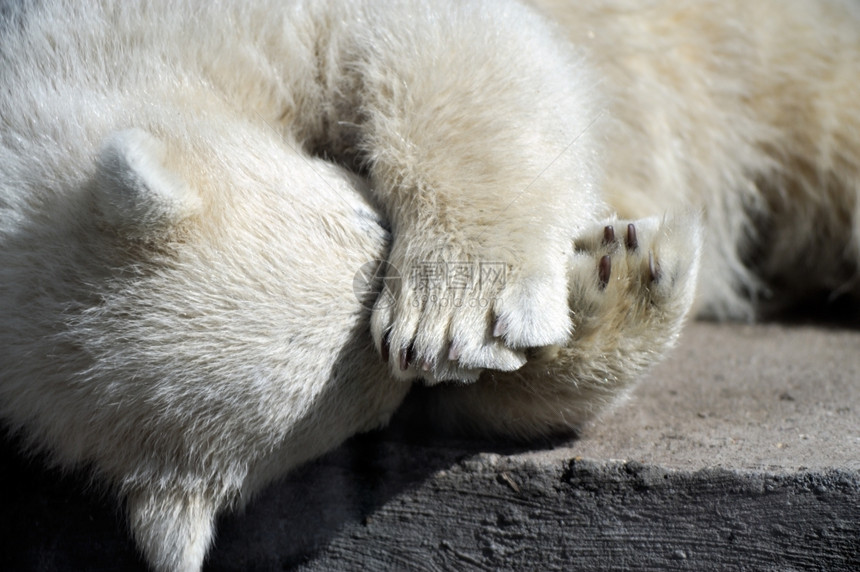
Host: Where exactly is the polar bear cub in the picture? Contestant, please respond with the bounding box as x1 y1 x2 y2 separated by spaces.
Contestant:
1 0 859 571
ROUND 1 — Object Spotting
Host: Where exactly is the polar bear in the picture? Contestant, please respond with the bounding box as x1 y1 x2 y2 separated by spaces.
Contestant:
0 0 858 571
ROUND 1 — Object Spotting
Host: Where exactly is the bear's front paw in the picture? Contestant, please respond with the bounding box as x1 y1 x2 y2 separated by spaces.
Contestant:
369 244 572 383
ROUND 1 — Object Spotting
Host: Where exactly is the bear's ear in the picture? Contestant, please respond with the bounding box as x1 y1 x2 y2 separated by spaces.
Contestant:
93 128 201 239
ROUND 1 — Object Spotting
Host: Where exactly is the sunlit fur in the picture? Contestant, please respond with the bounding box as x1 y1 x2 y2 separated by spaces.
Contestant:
1 1 857 570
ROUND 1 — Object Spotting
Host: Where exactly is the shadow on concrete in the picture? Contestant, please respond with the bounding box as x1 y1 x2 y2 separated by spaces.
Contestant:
0 413 559 571
0 435 147 571
206 409 564 571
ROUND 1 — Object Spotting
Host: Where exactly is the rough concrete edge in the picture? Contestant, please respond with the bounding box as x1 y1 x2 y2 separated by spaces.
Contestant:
283 452 860 572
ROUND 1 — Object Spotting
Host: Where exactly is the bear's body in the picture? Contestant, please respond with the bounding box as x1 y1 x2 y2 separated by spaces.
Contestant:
0 1 857 570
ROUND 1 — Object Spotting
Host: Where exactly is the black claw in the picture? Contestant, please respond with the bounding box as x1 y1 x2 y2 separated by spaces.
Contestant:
381 331 391 363
626 223 638 250
599 255 612 289
603 225 616 245
399 343 414 371
648 251 660 283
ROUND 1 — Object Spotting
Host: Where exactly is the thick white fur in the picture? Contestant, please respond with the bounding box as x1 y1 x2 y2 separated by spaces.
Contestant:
0 1 857 570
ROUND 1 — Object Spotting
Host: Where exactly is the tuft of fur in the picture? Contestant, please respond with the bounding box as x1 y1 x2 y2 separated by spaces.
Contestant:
0 1 858 570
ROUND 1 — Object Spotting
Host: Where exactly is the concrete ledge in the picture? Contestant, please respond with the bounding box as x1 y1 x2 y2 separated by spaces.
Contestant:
1 322 858 570
281 456 859 571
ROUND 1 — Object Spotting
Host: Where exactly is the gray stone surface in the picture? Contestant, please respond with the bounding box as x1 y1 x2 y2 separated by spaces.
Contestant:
571 321 860 473
204 322 860 571
293 458 859 572
1 322 859 570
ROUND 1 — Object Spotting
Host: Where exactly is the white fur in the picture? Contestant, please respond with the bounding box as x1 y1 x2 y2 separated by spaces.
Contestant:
0 1 857 570
94 129 202 238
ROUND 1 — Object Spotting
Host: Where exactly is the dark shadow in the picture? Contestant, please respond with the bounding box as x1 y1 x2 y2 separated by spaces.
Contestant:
765 291 860 329
0 409 559 572
0 434 148 572
206 428 541 571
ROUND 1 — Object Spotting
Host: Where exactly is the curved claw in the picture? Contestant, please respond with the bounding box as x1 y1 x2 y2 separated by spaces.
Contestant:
599 255 612 289
625 223 638 250
399 343 414 371
381 331 391 363
603 225 616 245
648 251 661 283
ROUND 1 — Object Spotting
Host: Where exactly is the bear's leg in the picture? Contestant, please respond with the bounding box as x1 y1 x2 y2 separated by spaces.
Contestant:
126 488 220 572
408 215 701 439
327 0 606 383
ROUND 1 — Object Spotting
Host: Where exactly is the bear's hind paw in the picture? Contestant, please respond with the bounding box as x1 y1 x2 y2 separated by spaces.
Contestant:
567 215 702 358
